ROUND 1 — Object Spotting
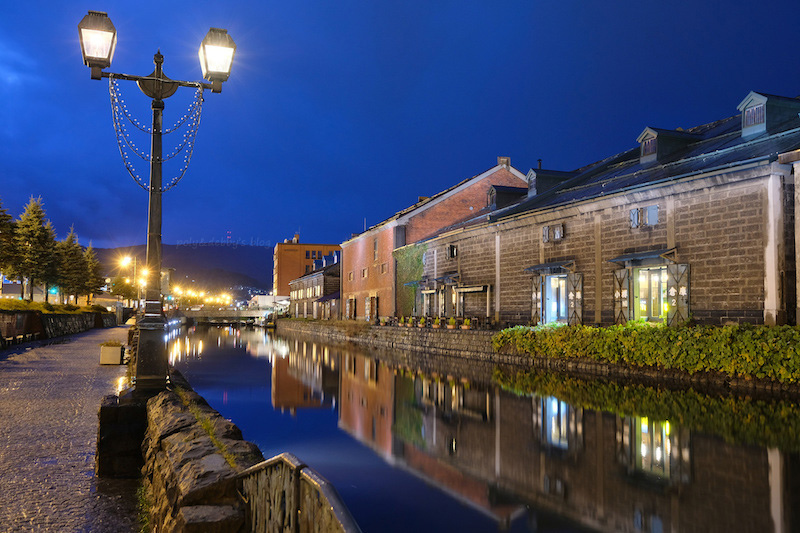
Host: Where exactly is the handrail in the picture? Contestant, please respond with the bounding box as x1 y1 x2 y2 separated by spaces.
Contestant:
237 452 362 533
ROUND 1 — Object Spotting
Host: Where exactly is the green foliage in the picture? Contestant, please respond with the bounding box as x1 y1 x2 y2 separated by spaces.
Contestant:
492 322 800 383
393 243 427 318
136 482 151 533
494 367 800 451
83 243 105 301
174 387 238 469
0 299 84 314
57 226 88 300
0 197 15 275
10 197 57 299
109 276 138 301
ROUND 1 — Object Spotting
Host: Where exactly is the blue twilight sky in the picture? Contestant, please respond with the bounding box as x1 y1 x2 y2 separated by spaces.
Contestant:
2 1 799 250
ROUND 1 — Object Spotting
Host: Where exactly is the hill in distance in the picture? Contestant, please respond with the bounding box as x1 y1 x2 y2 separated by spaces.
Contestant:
96 243 273 292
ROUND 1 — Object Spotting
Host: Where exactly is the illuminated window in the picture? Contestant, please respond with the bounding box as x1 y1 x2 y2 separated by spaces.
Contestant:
361 268 368 278
634 266 667 321
543 397 569 449
544 275 567 323
635 417 671 479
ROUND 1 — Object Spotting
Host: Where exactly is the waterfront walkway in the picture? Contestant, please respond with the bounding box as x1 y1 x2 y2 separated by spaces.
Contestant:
0 326 138 532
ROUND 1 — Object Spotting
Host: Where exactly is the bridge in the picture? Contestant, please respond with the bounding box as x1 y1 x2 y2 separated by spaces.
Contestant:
170 308 273 325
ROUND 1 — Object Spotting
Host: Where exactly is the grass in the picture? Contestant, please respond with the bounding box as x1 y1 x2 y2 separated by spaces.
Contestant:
136 482 151 533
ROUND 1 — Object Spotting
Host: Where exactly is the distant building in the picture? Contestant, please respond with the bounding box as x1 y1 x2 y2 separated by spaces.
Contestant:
289 259 341 320
272 234 341 297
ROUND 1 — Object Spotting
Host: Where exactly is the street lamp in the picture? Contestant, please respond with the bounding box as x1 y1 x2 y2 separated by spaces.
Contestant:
79 10 235 394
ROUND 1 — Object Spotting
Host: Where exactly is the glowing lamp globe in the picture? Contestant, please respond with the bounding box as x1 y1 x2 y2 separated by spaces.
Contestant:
78 11 117 79
198 28 236 92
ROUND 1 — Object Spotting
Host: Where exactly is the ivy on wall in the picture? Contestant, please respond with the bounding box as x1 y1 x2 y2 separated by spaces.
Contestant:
492 322 800 383
494 367 800 451
393 243 428 318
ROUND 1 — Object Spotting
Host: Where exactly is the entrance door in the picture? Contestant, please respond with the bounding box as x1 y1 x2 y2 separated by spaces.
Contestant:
544 275 567 324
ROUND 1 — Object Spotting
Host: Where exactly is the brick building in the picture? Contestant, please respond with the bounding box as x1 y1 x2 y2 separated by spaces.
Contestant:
402 91 800 326
341 158 527 321
272 234 341 297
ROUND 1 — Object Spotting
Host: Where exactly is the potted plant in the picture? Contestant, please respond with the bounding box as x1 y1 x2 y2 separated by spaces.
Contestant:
380 317 386 326
447 317 456 330
399 316 405 326
418 317 426 327
461 318 471 330
99 340 124 365
432 317 441 329
407 317 415 327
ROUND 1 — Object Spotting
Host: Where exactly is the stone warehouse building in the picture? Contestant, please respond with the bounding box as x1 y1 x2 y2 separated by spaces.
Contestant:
288 260 341 320
398 91 800 326
341 158 527 321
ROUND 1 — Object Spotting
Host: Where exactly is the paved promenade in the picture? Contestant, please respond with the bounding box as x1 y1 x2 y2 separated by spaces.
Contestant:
0 326 138 532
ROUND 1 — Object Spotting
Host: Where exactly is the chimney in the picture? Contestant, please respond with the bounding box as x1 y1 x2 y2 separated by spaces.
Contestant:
292 234 299 243
538 159 542 169
497 156 510 167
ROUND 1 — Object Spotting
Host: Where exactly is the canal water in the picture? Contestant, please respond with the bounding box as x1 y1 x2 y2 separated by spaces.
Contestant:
170 325 800 533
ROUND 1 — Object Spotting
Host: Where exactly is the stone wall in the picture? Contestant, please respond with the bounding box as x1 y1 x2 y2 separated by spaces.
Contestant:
0 311 116 348
275 318 527 365
140 387 264 532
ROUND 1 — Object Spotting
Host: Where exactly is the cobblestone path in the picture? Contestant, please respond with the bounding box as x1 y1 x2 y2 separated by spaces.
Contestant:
0 326 138 532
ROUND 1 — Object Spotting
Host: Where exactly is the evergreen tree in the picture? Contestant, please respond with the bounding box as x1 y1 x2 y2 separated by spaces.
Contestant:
83 243 105 303
41 221 59 303
12 197 57 300
0 198 15 291
57 226 87 302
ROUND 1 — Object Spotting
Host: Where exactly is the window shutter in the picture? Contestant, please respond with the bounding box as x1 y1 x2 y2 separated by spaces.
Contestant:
364 296 371 322
531 275 543 325
567 272 583 326
666 264 690 326
613 269 629 324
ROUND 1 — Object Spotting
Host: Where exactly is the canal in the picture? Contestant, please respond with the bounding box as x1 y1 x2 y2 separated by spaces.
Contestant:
170 325 800 532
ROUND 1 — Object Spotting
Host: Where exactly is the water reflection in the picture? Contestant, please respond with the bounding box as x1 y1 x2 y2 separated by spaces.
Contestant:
172 326 800 532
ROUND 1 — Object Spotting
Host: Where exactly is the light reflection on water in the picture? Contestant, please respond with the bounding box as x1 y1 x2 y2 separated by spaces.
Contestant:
170 325 800 533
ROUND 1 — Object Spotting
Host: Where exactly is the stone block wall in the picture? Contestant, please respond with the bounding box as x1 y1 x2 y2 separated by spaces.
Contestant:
140 388 264 533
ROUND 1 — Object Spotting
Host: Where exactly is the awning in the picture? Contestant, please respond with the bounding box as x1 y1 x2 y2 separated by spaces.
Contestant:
523 260 575 273
454 284 490 293
607 248 676 264
434 272 460 285
315 291 340 303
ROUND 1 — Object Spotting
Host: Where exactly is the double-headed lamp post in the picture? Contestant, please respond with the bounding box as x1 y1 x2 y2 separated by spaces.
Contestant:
79 10 235 394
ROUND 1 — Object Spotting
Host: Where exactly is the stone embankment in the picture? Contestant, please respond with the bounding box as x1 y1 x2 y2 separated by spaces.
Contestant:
275 318 528 365
138 381 264 532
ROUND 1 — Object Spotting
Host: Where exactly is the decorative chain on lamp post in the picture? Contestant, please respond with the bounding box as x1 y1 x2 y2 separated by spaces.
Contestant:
79 10 236 395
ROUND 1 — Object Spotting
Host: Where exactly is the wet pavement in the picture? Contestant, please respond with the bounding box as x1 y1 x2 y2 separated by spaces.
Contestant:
0 326 138 532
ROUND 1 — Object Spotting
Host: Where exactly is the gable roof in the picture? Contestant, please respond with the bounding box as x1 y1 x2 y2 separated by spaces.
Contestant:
342 161 526 245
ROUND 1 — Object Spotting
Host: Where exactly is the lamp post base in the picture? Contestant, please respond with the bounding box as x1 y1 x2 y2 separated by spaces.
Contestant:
134 318 169 393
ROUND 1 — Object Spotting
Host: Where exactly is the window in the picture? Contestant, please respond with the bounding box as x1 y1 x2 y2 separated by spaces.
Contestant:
305 265 310 273
544 274 567 323
311 250 316 259
348 271 354 281
317 250 322 258
634 266 667 321
361 268 368 278
305 250 310 259
381 263 388 274
552 224 564 241
631 205 658 228
448 244 458 259
543 397 570 450
542 226 550 243
744 104 765 127
641 137 656 156
373 238 378 262
635 417 671 479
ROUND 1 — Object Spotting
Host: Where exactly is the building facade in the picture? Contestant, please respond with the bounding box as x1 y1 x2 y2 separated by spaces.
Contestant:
341 157 528 321
273 234 341 297
401 91 800 327
289 261 341 320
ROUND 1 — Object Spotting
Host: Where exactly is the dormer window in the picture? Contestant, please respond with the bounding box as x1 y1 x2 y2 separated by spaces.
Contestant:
743 104 765 128
641 138 656 156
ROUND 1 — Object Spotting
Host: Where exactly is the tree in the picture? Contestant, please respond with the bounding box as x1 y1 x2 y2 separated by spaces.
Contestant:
83 243 105 303
57 226 88 303
10 197 57 300
0 198 16 294
109 276 137 302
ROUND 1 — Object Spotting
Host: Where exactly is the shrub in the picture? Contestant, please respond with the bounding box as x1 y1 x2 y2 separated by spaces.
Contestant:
492 322 800 383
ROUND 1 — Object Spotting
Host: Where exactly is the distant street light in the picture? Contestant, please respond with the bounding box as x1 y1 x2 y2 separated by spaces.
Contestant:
79 10 235 394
